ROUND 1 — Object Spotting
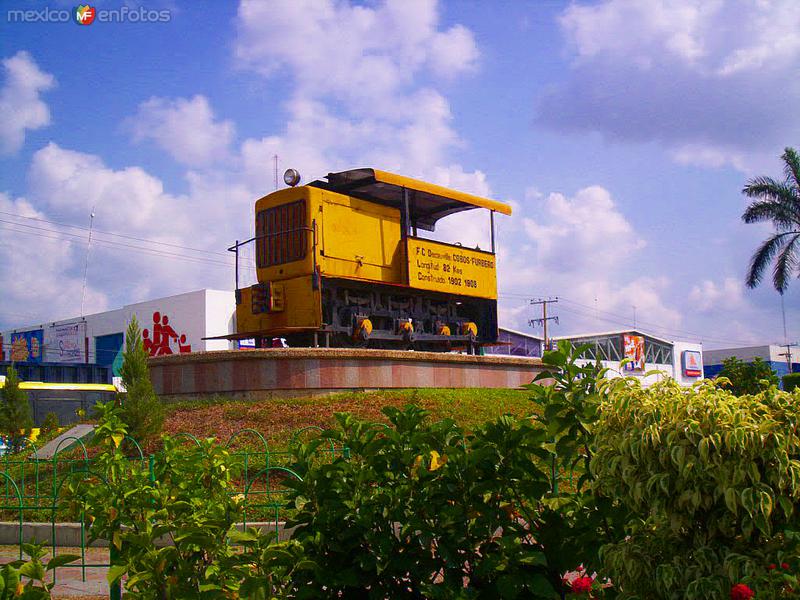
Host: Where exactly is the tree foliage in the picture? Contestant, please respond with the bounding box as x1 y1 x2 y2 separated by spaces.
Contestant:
0 364 32 453
782 372 800 392
717 356 779 395
119 316 164 441
593 378 800 599
741 146 800 293
61 346 800 599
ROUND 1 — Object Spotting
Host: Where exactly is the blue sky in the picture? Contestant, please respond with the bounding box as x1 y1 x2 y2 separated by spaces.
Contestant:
0 0 797 349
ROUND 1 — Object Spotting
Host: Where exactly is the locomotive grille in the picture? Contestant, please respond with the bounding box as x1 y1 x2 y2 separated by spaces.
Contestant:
256 200 307 267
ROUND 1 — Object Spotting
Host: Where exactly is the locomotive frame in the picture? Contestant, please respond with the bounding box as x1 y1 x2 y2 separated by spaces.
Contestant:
225 168 512 352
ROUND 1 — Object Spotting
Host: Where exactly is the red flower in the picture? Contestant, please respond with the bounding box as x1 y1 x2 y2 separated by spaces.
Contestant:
768 563 777 570
781 562 790 570
730 583 755 600
571 576 594 594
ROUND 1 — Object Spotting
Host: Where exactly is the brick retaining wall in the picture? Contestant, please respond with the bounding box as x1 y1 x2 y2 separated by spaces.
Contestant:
148 348 546 400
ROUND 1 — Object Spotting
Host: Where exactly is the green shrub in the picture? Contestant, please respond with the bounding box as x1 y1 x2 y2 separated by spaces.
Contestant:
783 372 800 392
40 411 59 435
67 401 301 599
286 405 566 598
119 316 164 442
593 379 800 599
717 356 779 395
0 364 33 453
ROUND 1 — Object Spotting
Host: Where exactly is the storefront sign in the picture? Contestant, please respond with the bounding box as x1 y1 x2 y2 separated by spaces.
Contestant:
682 350 702 377
48 322 86 363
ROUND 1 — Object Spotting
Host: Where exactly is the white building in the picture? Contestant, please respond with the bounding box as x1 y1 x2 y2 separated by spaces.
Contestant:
1 289 236 376
703 345 798 380
552 329 703 387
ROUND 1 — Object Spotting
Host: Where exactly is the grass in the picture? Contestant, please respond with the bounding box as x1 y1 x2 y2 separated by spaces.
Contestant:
163 388 537 450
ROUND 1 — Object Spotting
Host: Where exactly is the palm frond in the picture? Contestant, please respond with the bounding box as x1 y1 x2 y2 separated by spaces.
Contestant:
746 232 791 288
782 147 800 190
772 233 800 293
741 199 800 230
742 176 797 203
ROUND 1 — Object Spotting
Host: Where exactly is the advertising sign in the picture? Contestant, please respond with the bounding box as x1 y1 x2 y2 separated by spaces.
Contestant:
623 334 645 372
682 350 702 377
406 237 497 299
48 322 86 363
10 330 43 363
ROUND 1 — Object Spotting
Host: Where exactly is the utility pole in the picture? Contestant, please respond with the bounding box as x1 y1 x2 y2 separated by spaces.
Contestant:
529 297 559 349
779 342 798 374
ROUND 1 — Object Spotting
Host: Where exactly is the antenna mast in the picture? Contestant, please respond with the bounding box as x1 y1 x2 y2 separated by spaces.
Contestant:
80 207 96 316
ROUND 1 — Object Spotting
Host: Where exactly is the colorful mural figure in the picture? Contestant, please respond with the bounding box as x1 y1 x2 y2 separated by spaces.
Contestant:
623 334 646 372
10 330 43 363
142 311 192 357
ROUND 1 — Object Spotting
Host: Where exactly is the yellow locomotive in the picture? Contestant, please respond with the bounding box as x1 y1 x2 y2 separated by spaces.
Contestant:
228 168 512 352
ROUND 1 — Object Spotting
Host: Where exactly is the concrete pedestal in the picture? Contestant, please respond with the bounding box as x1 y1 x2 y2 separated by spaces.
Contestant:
148 348 546 400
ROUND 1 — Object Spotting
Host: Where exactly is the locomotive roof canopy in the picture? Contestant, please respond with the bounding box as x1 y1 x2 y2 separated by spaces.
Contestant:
311 168 513 232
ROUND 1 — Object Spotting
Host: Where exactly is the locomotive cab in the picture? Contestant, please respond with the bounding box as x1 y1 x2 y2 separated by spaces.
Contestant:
228 168 512 352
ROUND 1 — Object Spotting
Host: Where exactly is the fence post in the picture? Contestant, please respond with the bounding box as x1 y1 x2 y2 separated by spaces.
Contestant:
109 542 121 600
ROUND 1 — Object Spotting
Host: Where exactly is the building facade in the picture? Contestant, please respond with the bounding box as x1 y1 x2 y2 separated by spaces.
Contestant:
552 329 704 387
486 328 543 358
703 345 798 380
1 290 236 378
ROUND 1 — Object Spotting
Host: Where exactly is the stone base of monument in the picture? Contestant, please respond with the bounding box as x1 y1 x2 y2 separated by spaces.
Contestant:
148 348 546 401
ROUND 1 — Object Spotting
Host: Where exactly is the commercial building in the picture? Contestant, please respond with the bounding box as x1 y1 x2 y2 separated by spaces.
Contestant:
488 327 703 387
1 289 236 379
703 345 798 380
486 327 543 358
552 329 703 387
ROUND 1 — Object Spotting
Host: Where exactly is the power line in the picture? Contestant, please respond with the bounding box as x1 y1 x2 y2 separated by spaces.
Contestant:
0 209 238 259
554 303 758 348
0 221 256 271
528 297 559 347
501 291 760 346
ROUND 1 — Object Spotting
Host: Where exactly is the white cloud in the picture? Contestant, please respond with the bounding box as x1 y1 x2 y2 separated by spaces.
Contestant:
521 186 645 272
234 0 478 110
127 95 235 168
0 192 109 324
496 185 679 336
0 51 55 155
16 143 254 311
688 276 748 313
539 0 800 172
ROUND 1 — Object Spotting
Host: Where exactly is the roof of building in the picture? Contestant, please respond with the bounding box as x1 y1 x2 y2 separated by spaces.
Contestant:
552 329 675 346
498 327 544 341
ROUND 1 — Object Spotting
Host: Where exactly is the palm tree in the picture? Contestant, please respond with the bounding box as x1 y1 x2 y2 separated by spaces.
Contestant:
741 147 800 293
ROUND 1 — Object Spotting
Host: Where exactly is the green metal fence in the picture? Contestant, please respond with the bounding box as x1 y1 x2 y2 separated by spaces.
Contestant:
0 427 342 597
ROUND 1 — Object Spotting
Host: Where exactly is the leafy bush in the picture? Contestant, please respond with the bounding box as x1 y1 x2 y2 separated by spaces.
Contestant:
0 540 77 598
286 406 564 598
782 372 800 392
67 402 303 599
717 356 779 395
40 411 59 435
593 378 800 598
119 316 164 441
0 364 32 453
